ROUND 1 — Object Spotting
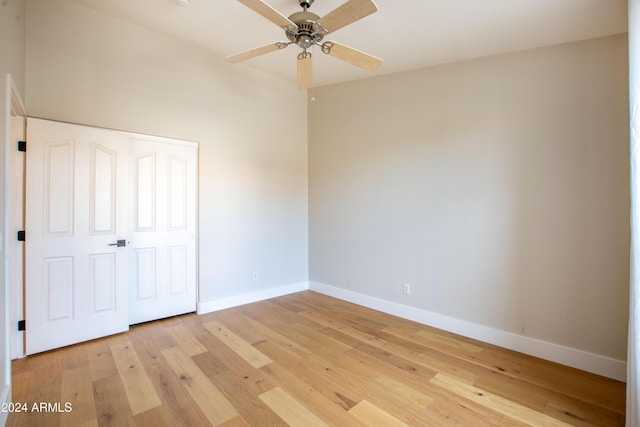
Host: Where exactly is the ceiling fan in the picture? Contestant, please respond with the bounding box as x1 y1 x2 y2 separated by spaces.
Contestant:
226 0 383 90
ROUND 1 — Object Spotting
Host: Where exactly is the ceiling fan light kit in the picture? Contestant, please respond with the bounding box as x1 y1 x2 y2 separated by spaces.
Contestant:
227 0 383 90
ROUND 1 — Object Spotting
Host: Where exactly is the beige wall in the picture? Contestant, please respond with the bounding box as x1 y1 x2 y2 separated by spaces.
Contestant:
0 0 25 94
309 35 630 360
25 0 309 302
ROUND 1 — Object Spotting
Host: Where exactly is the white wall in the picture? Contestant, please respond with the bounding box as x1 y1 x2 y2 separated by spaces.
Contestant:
309 35 629 365
24 0 309 303
0 0 25 424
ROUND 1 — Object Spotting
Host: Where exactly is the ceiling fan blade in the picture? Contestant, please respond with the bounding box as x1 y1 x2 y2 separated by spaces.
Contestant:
226 42 285 63
297 56 312 90
236 0 295 28
324 42 382 72
317 0 378 34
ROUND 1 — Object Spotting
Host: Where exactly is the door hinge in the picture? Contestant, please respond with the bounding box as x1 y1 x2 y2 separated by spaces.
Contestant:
17 230 25 241
17 320 25 331
17 140 26 152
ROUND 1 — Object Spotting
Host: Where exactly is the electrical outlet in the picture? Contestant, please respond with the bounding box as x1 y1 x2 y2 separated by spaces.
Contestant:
252 272 258 281
403 283 410 295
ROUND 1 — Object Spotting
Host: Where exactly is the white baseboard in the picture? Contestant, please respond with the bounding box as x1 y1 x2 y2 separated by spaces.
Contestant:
197 281 309 314
0 385 10 427
309 281 627 381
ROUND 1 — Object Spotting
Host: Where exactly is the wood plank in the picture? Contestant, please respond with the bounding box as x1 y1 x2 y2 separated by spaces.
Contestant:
470 343 625 414
202 320 272 368
127 319 175 352
110 340 162 415
385 318 625 420
235 299 307 331
259 387 329 427
300 305 484 384
9 371 31 403
132 406 177 427
161 346 238 425
61 341 91 370
87 339 119 381
322 327 439 380
194 328 277 395
341 349 526 426
256 337 368 411
348 399 409 427
473 371 549 412
134 337 214 426
252 335 308 368
267 295 311 314
12 351 63 427
217 416 253 427
374 375 434 409
212 310 313 367
167 324 207 356
364 378 482 426
279 292 342 313
414 328 483 354
430 373 572 427
92 374 134 427
516 360 625 414
60 365 98 427
207 309 270 345
212 370 287 427
544 400 624 427
336 319 479 383
500 417 532 426
272 321 353 361
260 362 369 427
191 350 228 378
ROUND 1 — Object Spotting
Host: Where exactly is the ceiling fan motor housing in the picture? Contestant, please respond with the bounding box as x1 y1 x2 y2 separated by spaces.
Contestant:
286 10 326 49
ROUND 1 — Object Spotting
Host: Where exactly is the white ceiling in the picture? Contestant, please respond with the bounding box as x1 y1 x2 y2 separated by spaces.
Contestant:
69 0 628 88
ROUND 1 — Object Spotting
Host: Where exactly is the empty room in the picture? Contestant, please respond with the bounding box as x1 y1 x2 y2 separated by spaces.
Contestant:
1 0 638 426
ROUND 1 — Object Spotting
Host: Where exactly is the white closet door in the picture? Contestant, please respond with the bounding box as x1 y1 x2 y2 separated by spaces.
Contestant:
25 118 130 354
128 136 198 324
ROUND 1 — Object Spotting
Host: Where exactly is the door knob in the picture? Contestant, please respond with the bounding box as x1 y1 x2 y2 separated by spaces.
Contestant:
108 239 127 247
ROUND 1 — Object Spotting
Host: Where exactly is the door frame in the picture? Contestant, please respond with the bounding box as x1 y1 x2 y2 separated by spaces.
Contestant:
5 74 26 363
3 74 26 426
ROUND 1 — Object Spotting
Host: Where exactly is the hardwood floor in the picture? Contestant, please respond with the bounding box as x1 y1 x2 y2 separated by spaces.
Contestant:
7 291 625 426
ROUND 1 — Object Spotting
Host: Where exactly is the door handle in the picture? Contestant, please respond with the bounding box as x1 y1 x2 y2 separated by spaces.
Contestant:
108 239 127 247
